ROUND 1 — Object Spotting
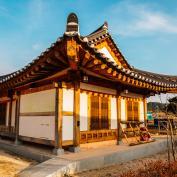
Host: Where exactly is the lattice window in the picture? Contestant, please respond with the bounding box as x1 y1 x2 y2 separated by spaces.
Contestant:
134 102 139 121
127 100 139 121
127 101 133 121
101 97 109 129
90 95 109 130
90 96 99 130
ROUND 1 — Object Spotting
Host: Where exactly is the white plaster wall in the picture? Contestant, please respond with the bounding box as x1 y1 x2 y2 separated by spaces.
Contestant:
20 89 55 113
6 102 9 126
19 116 55 140
11 100 16 127
63 89 74 112
139 101 145 122
62 116 73 141
121 99 126 121
63 88 74 141
80 83 116 95
80 92 88 131
110 97 117 129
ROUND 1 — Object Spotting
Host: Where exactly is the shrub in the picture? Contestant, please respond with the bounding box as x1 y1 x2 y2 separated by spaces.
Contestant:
119 160 177 177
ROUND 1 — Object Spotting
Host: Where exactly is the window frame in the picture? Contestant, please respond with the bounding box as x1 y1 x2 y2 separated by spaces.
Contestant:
89 94 110 130
126 99 140 122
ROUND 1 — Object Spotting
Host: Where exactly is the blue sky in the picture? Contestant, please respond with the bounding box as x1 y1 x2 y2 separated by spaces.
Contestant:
0 0 177 77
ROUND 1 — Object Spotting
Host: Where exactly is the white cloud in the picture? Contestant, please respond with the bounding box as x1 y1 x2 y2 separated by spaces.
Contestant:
107 1 177 37
133 11 177 33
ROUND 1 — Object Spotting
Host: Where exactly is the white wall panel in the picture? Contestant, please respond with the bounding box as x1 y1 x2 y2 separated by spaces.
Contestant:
11 100 16 127
63 89 74 112
80 83 116 95
19 116 55 140
62 116 73 141
110 97 117 129
121 99 126 121
139 101 145 122
20 89 55 113
62 89 74 141
80 93 88 131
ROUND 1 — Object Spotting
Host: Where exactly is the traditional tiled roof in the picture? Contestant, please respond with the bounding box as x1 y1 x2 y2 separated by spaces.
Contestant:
86 22 131 69
1 13 177 92
133 68 177 87
0 37 68 89
73 35 177 90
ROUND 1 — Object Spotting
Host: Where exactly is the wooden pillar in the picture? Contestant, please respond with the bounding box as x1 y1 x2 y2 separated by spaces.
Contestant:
8 98 13 132
53 82 64 155
15 91 21 145
116 93 122 145
143 97 147 126
70 81 80 152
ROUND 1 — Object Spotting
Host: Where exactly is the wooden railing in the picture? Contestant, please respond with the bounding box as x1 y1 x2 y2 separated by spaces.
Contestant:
80 129 117 144
0 125 15 134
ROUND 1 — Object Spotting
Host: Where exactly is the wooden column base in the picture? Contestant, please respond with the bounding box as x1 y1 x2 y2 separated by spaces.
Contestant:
68 146 80 153
117 140 123 145
15 139 22 145
53 148 64 155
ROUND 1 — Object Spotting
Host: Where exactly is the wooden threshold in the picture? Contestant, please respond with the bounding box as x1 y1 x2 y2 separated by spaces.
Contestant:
19 136 55 146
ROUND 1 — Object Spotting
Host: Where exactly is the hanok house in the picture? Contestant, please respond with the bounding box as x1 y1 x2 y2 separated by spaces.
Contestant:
0 13 177 154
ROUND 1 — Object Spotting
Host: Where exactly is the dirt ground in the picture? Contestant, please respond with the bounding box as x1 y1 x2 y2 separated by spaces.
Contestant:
0 150 36 177
73 152 176 177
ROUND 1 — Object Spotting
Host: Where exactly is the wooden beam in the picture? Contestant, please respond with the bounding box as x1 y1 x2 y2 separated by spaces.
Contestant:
118 73 122 80
15 68 70 91
99 96 102 129
19 135 54 146
122 75 126 82
107 68 112 74
54 51 68 65
53 83 64 155
143 97 147 126
73 81 80 149
87 64 102 71
85 59 96 68
127 77 131 83
46 58 64 67
81 52 91 66
81 67 118 82
58 86 63 148
113 71 117 77
8 97 13 132
116 94 122 145
101 64 107 69
93 59 99 65
15 91 21 145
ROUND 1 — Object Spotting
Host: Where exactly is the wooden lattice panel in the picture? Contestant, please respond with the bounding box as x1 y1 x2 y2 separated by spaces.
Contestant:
80 129 117 144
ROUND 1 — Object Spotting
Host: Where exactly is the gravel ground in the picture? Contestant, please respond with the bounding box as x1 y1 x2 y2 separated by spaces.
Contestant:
73 152 176 177
0 150 36 177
